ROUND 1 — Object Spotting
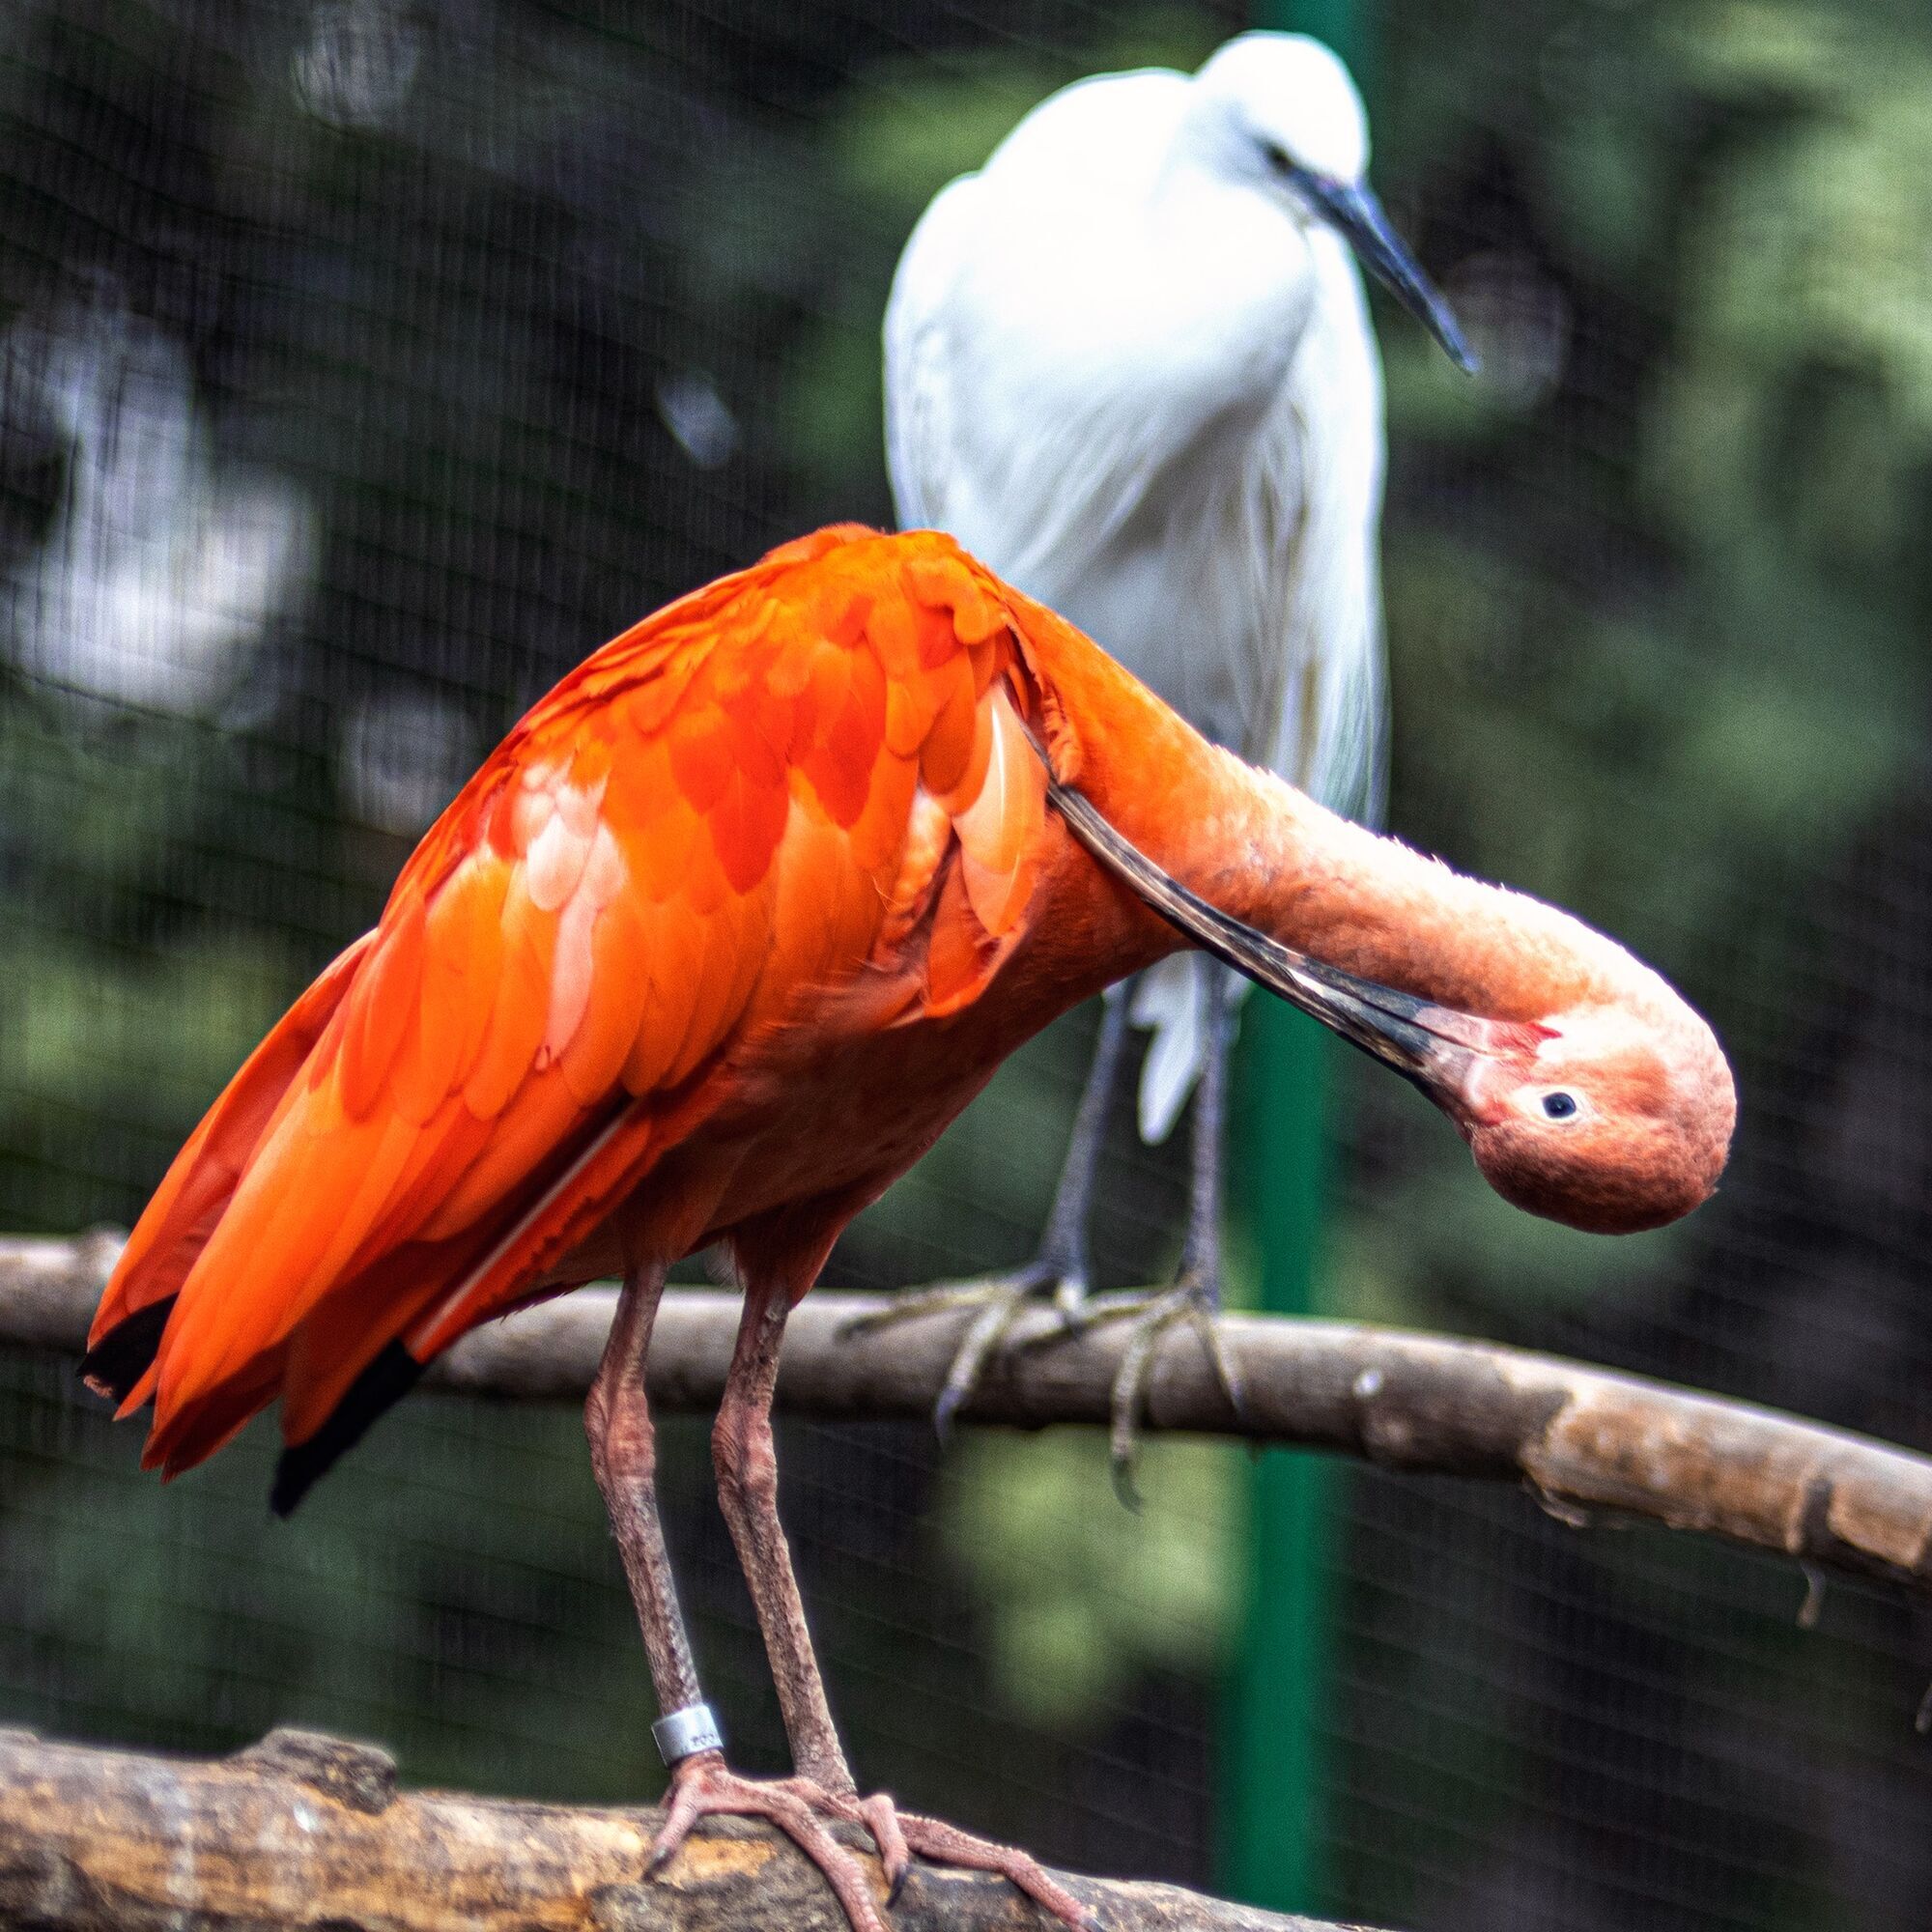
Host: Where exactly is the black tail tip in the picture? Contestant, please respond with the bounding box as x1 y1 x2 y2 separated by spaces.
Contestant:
77 1297 177 1406
270 1342 426 1518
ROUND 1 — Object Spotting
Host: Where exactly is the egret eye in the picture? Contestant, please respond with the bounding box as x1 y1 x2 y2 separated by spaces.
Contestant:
1261 139 1293 174
1541 1092 1578 1121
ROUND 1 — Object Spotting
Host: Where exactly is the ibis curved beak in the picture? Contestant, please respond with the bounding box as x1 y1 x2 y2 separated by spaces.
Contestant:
1295 173 1478 376
1049 782 1503 1109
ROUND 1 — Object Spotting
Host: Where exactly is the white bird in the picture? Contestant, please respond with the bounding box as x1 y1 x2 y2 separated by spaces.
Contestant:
5 299 314 720
876 31 1474 1467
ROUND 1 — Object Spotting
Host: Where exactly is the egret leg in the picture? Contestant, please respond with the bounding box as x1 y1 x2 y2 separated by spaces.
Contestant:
842 985 1130 1436
658 1268 1096 1932
1061 958 1250 1504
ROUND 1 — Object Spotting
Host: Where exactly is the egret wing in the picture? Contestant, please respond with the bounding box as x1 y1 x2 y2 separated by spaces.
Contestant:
1247 244 1389 825
883 71 1213 604
1134 249 1391 1139
885 173 982 532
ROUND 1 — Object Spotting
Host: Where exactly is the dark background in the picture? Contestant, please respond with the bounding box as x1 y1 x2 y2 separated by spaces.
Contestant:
1 2 1930 1927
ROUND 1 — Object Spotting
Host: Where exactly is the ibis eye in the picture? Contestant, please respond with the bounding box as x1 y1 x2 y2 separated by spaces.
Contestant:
1541 1092 1578 1121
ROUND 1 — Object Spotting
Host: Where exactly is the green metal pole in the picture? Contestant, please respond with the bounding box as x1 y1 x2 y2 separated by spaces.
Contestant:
1218 0 1369 1916
1270 0 1374 90
1222 1006 1334 1912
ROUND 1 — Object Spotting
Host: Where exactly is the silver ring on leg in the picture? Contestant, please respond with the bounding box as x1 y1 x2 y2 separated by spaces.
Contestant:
653 1701 724 1765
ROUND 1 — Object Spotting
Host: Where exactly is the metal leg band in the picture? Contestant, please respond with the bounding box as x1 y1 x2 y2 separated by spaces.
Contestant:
653 1701 724 1765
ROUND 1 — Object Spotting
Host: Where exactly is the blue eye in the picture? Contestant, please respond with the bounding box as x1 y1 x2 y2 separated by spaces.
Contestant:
1542 1092 1578 1121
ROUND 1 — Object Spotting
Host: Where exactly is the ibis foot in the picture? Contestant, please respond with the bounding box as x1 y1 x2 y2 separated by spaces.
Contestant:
893 1806 1099 1929
1051 1268 1249 1507
651 1751 1097 1932
841 1256 1088 1441
652 1751 895 1932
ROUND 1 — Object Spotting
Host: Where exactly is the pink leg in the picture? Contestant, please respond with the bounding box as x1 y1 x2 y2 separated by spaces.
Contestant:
660 1268 1095 1931
711 1275 853 1794
583 1264 704 1715
583 1266 898 1932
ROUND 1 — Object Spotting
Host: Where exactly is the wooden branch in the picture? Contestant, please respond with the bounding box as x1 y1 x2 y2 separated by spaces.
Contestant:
8 1234 1932 1600
0 1727 1363 1932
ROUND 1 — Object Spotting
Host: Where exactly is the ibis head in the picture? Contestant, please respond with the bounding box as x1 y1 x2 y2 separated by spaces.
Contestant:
1228 953 1734 1236
1051 778 1735 1237
1229 937 1735 1235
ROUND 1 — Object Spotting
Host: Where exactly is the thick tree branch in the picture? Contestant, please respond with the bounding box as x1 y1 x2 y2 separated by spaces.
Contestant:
0 1727 1363 1932
8 1233 1932 1598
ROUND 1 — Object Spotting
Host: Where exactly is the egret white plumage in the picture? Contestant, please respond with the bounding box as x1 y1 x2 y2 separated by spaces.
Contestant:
875 32 1475 1473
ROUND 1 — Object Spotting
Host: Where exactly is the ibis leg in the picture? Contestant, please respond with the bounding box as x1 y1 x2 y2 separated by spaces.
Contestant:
585 1267 891 1932
842 985 1130 1435
672 1270 1095 1932
583 1264 705 1716
711 1276 852 1794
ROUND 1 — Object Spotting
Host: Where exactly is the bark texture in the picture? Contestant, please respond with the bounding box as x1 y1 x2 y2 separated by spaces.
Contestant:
0 1728 1365 1932
8 1234 1932 1597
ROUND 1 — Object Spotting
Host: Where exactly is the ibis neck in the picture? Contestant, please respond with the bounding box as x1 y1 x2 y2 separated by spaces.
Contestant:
1055 643 1660 1029
1205 759 1635 1021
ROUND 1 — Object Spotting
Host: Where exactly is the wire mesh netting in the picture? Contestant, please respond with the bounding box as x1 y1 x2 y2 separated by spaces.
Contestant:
0 1 1929 1928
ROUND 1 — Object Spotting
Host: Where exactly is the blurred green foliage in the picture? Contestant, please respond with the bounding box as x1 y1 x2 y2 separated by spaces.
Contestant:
0 0 1930 1917
938 1431 1241 1730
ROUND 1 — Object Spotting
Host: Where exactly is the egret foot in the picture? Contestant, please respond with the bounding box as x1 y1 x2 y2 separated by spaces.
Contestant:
841 1256 1087 1440
651 1751 1097 1932
1051 1268 1249 1507
844 990 1131 1438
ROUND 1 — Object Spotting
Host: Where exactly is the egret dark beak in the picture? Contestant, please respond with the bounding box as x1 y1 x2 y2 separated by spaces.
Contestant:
1050 782 1503 1108
1294 172 1477 376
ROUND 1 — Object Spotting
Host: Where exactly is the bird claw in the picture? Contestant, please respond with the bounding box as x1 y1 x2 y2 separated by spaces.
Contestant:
649 1752 1095 1932
1056 1272 1248 1507
846 1260 1246 1499
650 1753 891 1932
892 1807 1100 1930
857 1793 912 1903
841 1257 1088 1442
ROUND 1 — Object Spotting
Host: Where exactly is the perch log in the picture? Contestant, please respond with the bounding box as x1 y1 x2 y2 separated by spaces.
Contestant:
3 1233 1931 1598
0 1727 1370 1932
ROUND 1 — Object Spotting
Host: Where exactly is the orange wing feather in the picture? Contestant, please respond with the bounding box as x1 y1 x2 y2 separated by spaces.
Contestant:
85 526 1057 1503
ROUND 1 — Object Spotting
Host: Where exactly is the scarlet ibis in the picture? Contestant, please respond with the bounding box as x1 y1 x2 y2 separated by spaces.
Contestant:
883 33 1476 1449
84 528 1732 1932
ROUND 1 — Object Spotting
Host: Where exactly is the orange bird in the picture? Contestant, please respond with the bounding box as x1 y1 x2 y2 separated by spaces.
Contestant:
83 526 1734 1930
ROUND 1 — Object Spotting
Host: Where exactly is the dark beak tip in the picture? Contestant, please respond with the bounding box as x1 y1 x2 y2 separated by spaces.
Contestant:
1317 180 1478 380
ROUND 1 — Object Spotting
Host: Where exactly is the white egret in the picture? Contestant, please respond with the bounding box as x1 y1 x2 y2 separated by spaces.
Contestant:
874 31 1474 1475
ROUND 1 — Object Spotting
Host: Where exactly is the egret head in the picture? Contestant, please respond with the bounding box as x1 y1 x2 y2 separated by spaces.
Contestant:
1194 33 1477 374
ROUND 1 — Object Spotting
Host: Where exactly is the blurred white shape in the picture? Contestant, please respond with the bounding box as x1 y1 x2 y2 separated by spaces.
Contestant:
293 0 423 129
1445 250 1571 413
5 303 317 717
341 691 473 834
655 370 739 469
